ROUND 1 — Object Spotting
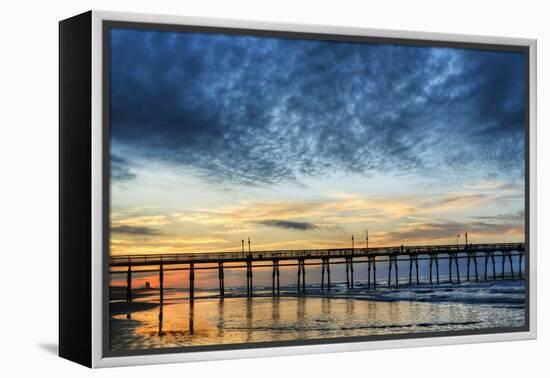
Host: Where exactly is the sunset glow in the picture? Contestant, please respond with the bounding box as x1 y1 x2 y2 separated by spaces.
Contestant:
107 25 527 352
108 29 525 258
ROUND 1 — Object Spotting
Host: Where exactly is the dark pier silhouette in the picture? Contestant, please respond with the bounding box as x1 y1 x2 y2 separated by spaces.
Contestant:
112 242 525 304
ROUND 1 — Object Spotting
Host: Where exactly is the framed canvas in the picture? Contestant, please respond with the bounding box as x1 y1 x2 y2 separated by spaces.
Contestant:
59 10 537 368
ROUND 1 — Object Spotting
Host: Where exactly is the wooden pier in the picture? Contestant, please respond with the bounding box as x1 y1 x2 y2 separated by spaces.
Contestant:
110 242 525 303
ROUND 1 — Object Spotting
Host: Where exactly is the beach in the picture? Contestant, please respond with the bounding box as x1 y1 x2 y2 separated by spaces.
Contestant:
109 279 526 351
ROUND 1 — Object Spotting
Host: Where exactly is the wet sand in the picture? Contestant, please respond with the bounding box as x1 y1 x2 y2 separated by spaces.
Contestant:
109 280 526 352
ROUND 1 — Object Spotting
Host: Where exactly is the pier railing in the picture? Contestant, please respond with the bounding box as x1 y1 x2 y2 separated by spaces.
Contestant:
110 242 524 266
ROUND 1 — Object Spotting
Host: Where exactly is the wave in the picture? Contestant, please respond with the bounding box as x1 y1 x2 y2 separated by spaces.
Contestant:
223 320 482 333
232 280 526 306
134 279 526 307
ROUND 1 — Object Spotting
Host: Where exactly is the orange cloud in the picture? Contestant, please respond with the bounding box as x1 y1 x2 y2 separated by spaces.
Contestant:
110 184 524 255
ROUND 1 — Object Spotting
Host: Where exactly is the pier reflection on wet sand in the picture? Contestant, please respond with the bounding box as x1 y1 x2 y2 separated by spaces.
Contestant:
110 281 525 351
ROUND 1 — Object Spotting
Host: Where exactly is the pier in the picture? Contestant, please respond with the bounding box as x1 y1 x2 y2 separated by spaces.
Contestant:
110 242 526 303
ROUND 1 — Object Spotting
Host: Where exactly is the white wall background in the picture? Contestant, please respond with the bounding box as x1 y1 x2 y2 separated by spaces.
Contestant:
0 0 547 376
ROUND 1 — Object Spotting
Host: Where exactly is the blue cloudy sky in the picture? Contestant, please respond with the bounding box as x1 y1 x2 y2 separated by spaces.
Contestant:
108 27 526 257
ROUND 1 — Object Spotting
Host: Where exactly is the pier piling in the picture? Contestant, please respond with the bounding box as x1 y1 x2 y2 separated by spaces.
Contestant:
491 252 497 281
429 253 440 285
350 257 354 288
396 247 402 286
501 251 506 279
415 255 419 284
372 257 376 288
484 252 489 280
301 259 306 292
518 250 523 279
189 262 195 301
455 253 460 283
276 260 280 294
367 256 372 289
344 257 349 289
448 253 453 283
436 255 440 284
409 255 413 285
159 261 164 304
327 258 331 291
126 265 132 303
429 255 433 285
297 259 302 293
508 251 514 279
474 250 479 281
509 252 514 278
467 253 471 281
448 252 460 283
502 251 514 279
485 251 497 280
296 259 306 293
466 245 478 282
408 253 419 285
218 262 224 299
321 258 326 290
344 256 354 289
388 253 398 287
246 259 253 297
388 256 392 286
272 259 279 295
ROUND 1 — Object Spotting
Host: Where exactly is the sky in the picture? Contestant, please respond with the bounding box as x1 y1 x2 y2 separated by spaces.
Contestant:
108 27 526 263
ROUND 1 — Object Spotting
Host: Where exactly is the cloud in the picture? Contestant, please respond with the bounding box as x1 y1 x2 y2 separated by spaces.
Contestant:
107 181 524 253
111 225 161 235
110 236 231 254
173 196 412 228
173 189 518 230
109 29 526 186
111 214 169 227
111 154 136 183
257 219 318 231
471 211 525 223
381 219 524 244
